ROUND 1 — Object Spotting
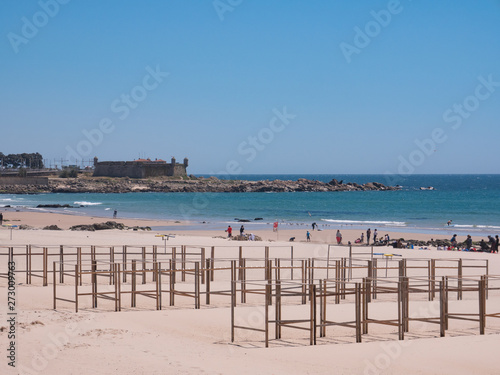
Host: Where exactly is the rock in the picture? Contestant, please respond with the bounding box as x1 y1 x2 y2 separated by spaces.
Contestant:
254 218 263 221
70 224 95 231
43 225 62 230
237 219 250 222
128 226 151 231
19 224 34 230
230 234 262 241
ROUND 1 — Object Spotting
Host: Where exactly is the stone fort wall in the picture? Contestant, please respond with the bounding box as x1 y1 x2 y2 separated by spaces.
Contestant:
93 158 188 178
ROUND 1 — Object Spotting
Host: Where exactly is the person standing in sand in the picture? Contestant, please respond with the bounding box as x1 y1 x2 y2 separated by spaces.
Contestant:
0 212 3 225
240 225 244 236
226 225 232 238
306 231 311 242
336 230 342 244
366 228 371 245
113 210 117 219
373 229 378 243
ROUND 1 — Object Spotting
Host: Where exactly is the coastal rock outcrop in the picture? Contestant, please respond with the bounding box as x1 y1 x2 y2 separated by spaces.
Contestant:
1 177 400 194
69 221 150 231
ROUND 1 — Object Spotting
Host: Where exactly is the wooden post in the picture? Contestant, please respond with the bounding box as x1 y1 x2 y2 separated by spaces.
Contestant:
169 259 174 306
206 259 211 305
231 260 237 307
430 259 436 301
172 247 176 284
211 247 215 281
238 246 243 281
290 246 294 280
201 248 205 285
275 280 281 339
131 260 136 308
122 246 127 282
367 261 373 303
458 259 463 301
310 283 316 345
28 245 32 284
439 278 445 337
142 247 146 284
76 247 82 286
117 263 121 312
427 260 432 301
242 258 247 304
355 283 362 343
195 262 200 309
181 245 186 282
43 247 48 287
75 264 79 313
362 278 368 334
156 262 161 310
479 277 485 335
398 278 404 340
92 260 97 308
53 262 57 309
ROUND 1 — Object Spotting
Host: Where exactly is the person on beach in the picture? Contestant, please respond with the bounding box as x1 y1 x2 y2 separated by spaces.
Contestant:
249 233 255 241
447 220 452 226
360 232 364 243
465 235 472 251
240 225 244 236
0 212 3 225
480 239 489 252
373 229 378 244
306 231 311 242
273 222 278 232
451 234 457 248
226 225 232 238
312 222 317 230
113 210 117 219
495 235 499 253
336 230 342 245
366 228 371 245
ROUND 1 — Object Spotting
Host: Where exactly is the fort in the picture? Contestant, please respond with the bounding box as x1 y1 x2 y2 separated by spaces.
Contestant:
92 157 188 178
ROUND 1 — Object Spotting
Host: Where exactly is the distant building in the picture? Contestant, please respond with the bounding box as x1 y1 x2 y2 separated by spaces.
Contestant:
93 157 188 178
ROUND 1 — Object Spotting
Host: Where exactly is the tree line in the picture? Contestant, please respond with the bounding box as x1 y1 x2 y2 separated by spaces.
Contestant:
0 152 44 169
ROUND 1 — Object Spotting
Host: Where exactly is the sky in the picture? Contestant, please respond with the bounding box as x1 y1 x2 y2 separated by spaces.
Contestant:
1 0 499 175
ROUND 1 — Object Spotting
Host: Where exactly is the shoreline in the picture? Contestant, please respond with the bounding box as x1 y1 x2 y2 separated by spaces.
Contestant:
0 210 496 244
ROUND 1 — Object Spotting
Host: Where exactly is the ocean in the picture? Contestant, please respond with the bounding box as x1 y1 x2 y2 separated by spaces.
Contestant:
1 174 499 236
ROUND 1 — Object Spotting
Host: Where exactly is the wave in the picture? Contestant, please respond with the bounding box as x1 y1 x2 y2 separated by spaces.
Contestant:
321 219 407 226
454 224 500 230
74 201 103 206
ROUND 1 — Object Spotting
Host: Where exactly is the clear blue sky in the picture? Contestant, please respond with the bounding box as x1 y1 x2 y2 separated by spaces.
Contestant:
1 0 499 175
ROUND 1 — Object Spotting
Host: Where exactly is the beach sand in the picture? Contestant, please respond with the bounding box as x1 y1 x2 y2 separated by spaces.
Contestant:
1 211 499 375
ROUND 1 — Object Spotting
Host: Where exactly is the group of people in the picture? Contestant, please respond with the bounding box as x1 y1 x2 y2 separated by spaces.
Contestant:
353 228 389 246
450 234 499 252
226 225 255 240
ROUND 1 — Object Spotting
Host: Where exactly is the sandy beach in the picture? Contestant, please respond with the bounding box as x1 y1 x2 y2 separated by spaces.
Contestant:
1 211 499 375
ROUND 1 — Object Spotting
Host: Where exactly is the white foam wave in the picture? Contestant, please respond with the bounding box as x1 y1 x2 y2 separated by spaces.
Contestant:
74 201 102 206
454 224 500 230
321 219 406 226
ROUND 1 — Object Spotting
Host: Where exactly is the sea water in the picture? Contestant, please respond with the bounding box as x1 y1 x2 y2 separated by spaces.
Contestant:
1 174 499 236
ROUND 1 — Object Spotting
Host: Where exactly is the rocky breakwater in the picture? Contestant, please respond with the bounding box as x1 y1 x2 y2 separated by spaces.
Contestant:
2 177 400 194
